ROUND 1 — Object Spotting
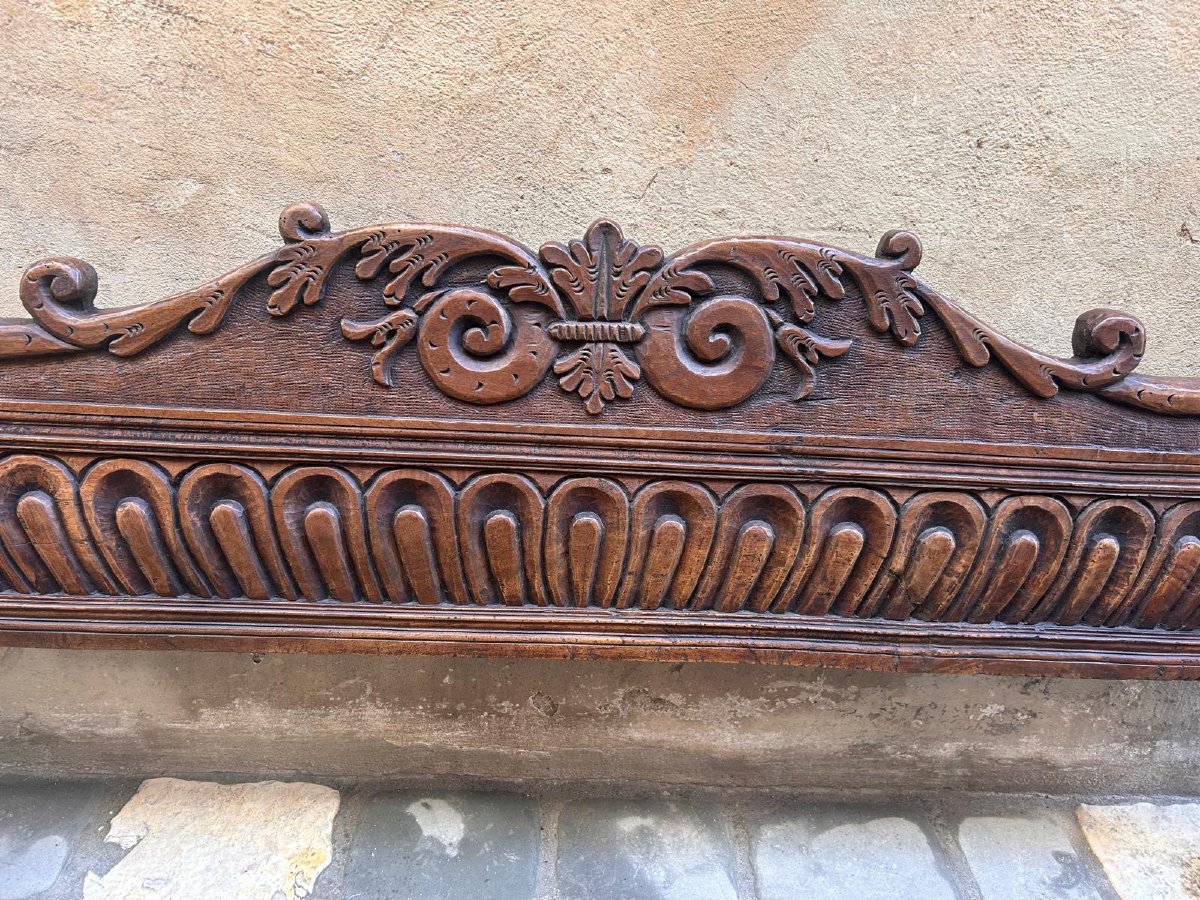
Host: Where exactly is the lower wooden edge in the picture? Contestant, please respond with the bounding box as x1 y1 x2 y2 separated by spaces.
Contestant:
0 596 1196 679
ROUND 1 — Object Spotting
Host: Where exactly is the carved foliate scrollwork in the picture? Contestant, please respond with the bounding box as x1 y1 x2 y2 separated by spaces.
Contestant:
3 203 1193 416
6 453 1200 636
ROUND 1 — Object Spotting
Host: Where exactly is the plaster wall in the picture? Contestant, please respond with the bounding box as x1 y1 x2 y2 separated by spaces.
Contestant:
0 0 1198 373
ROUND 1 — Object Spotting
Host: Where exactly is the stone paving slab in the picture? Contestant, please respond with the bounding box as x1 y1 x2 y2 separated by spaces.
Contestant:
750 806 957 900
80 778 339 900
345 791 538 900
958 814 1104 900
3 777 1195 899
0 780 109 900
556 799 739 900
1077 802 1200 900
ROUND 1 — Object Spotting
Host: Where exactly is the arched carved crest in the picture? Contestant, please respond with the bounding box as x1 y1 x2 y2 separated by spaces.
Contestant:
2 203 1192 415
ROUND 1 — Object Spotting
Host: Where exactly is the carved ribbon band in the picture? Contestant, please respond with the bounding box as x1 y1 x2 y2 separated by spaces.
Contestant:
2 203 1195 415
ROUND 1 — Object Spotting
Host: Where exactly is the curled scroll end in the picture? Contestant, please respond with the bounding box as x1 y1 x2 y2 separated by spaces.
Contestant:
278 201 331 243
875 229 922 270
1072 308 1146 374
20 257 99 314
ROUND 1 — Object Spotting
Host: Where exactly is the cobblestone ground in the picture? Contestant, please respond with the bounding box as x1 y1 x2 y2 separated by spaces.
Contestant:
1 776 1194 899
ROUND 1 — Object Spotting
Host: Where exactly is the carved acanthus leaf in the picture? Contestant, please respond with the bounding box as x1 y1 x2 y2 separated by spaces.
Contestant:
539 219 663 322
554 341 641 414
340 309 419 388
774 322 853 400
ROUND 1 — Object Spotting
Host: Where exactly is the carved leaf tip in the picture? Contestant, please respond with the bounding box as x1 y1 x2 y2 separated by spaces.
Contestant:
633 267 715 317
21 257 100 312
775 323 853 401
488 265 554 304
356 232 406 282
279 201 331 243
340 309 419 388
879 285 926 346
875 229 923 269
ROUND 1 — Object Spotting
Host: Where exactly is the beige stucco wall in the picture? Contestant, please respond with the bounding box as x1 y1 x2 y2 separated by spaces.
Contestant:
1 0 1198 373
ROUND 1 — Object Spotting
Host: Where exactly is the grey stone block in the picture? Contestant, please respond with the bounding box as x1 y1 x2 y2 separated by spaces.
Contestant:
0 779 107 900
958 815 1103 899
556 799 738 900
345 791 538 900
750 807 957 900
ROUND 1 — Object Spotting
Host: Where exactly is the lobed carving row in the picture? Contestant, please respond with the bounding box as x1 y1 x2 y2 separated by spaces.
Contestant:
1 454 1197 631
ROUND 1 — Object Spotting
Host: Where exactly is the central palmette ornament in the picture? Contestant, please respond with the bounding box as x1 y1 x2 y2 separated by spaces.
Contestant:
331 217 896 414
337 216 912 412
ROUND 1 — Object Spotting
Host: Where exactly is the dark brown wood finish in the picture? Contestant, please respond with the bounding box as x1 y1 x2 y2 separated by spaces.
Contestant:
1 203 1199 677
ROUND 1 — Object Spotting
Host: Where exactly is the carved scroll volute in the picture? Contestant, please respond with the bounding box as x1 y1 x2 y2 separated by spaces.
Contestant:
784 488 897 616
545 478 629 608
690 484 805 613
864 492 988 621
955 496 1073 624
364 470 467 605
270 467 381 603
637 297 776 410
80 459 208 598
457 473 548 606
0 455 116 595
1127 502 1200 629
177 464 296 601
417 289 557 404
1031 499 1156 627
615 481 718 611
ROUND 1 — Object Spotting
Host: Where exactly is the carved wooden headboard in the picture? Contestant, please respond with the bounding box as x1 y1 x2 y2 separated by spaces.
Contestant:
1 202 1197 678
